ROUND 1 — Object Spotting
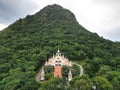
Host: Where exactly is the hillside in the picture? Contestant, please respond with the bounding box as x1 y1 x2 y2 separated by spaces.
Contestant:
0 4 120 90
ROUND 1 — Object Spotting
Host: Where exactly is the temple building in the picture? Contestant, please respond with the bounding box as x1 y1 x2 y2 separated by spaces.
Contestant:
40 49 72 81
45 49 72 67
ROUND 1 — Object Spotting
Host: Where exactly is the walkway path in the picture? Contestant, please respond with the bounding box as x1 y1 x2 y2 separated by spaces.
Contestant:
71 62 84 76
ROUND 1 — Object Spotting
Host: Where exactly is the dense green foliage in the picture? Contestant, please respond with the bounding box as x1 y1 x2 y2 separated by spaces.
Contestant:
44 66 54 80
0 4 120 89
39 77 66 90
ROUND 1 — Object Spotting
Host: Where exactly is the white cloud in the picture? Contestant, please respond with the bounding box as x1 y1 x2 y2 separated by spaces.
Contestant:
0 23 7 31
0 0 38 24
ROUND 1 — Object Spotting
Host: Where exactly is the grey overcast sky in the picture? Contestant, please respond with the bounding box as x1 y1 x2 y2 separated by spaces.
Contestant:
0 0 120 41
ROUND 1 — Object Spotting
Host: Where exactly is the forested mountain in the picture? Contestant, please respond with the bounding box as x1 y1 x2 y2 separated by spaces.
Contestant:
0 4 120 90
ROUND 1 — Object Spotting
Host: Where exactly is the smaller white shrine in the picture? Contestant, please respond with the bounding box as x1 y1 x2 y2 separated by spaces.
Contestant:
68 70 72 81
40 68 45 80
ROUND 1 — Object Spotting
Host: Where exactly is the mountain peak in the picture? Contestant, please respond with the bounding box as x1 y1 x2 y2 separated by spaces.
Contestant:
45 4 64 10
35 4 77 23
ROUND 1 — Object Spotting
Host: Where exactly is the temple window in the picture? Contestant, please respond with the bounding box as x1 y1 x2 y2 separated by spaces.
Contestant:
59 61 61 63
55 64 61 66
59 64 61 66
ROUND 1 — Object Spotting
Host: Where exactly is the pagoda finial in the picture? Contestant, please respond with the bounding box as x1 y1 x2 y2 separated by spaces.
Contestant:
57 46 60 52
57 48 60 53
56 48 61 56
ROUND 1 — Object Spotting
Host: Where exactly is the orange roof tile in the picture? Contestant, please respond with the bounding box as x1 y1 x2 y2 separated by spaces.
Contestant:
54 66 62 78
